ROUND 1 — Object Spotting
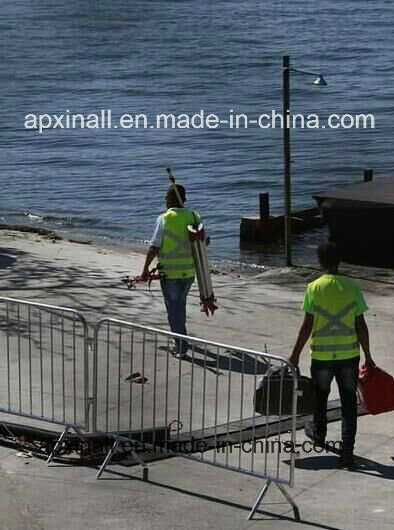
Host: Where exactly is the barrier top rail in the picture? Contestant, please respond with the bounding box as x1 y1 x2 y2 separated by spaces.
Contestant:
0 297 89 323
93 317 299 379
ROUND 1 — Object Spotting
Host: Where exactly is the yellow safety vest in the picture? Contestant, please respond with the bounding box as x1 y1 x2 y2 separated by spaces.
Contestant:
306 275 363 361
158 208 198 279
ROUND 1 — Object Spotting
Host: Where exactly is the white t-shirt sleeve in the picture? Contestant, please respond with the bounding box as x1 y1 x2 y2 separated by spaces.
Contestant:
150 215 164 248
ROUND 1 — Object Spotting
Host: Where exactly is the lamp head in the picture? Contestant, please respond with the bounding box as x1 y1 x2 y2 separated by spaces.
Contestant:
313 75 327 86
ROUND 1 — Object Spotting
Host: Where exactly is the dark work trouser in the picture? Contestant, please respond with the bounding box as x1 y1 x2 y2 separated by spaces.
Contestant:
311 356 360 450
160 277 194 353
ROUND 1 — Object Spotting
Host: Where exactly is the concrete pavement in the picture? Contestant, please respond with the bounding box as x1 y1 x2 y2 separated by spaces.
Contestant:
0 413 393 529
0 230 393 529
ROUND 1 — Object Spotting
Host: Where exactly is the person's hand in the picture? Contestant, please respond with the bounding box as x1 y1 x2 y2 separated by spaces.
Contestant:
140 269 150 282
288 354 299 367
365 355 376 368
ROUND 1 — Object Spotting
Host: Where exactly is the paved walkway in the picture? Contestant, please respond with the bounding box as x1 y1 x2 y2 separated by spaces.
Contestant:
0 231 393 529
0 413 393 529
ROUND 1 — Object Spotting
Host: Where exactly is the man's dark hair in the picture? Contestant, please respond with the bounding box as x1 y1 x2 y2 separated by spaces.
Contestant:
318 242 341 269
167 184 186 206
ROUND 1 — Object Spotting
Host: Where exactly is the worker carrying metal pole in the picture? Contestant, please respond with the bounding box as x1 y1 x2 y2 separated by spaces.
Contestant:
140 168 216 358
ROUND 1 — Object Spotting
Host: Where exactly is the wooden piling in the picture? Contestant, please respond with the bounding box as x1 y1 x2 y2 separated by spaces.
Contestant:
259 193 270 221
364 168 373 182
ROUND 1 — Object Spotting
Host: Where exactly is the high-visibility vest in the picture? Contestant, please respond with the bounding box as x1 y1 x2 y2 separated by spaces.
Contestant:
307 275 362 361
158 208 199 279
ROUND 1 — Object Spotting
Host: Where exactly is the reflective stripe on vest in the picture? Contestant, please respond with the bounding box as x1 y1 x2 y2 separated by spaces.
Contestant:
159 230 192 259
158 209 196 279
310 301 360 361
311 342 359 353
312 302 357 338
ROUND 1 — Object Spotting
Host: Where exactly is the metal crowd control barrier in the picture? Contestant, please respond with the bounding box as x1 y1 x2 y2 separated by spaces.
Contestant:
0 297 90 461
93 318 300 520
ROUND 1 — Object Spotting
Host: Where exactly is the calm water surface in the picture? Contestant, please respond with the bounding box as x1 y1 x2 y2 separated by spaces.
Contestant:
1 0 393 267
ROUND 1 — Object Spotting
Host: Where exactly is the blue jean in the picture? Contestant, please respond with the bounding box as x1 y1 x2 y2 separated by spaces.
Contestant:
311 356 360 450
160 277 194 353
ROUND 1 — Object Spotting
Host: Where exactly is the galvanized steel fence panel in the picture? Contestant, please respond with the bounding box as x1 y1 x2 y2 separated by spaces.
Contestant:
93 318 299 488
0 297 89 430
0 299 300 520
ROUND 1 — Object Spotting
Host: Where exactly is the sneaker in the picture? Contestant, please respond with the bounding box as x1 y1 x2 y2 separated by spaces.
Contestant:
339 448 354 469
167 347 188 359
304 421 325 447
174 351 188 360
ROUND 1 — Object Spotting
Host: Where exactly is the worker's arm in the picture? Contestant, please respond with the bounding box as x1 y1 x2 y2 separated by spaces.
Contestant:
141 246 159 280
288 313 314 367
355 314 375 367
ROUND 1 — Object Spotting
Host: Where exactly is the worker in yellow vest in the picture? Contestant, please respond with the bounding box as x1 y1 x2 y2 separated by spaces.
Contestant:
141 184 201 357
289 243 375 468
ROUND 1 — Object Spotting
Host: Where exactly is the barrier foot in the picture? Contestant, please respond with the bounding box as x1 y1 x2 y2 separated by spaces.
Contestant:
96 437 148 481
47 425 84 464
132 449 149 481
275 482 300 522
247 478 272 520
96 439 120 478
248 479 300 522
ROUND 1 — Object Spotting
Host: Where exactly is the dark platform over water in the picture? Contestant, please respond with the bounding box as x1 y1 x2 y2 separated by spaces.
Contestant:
314 176 394 266
314 176 394 207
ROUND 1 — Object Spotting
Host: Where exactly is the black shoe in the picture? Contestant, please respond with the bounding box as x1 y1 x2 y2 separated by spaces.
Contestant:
339 448 354 469
304 421 325 447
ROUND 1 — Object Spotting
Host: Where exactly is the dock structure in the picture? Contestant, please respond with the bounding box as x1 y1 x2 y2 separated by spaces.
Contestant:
240 192 323 244
239 169 394 265
313 174 394 265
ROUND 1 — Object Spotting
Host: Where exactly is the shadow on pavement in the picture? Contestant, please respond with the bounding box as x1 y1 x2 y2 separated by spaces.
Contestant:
158 345 268 376
0 250 19 270
295 454 394 479
96 467 347 529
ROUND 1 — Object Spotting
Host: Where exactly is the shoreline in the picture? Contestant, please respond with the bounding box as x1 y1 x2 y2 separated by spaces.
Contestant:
1 223 394 287
0 222 392 327
0 222 271 277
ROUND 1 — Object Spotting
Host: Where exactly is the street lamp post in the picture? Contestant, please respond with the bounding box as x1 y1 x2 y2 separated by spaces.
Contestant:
282 55 327 267
283 56 292 267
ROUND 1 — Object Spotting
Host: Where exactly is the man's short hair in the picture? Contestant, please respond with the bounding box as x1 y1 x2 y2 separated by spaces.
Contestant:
318 242 341 268
167 184 186 206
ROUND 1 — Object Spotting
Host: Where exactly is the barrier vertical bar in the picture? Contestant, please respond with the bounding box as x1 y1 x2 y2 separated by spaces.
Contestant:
39 311 44 418
128 329 134 433
239 351 245 470
6 301 11 410
61 312 65 423
72 315 77 426
213 346 219 464
50 312 54 420
117 326 122 432
189 343 195 435
17 304 21 413
141 331 146 443
28 305 33 416
226 351 232 467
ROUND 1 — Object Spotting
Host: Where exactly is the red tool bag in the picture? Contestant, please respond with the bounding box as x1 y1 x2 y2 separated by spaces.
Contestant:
357 363 394 415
